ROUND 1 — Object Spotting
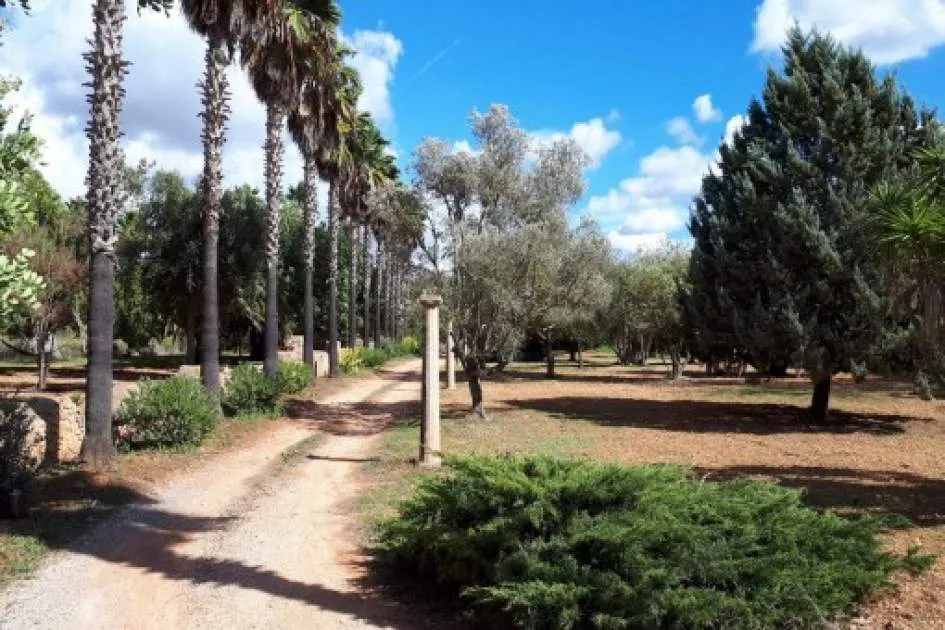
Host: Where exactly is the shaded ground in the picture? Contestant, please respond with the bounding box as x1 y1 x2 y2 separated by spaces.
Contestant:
1 360 446 629
357 352 945 630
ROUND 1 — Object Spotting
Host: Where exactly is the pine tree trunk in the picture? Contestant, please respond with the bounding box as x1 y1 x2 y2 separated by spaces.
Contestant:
328 179 340 376
199 36 229 398
347 221 358 348
362 228 371 346
262 103 284 378
464 356 486 418
373 241 383 348
578 345 584 369
811 373 831 423
302 153 317 370
81 0 126 468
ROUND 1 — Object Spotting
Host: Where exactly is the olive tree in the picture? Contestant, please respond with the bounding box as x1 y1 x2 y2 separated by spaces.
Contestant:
414 105 605 415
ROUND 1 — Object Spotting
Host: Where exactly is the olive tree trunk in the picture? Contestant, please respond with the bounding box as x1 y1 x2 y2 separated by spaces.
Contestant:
81 0 127 468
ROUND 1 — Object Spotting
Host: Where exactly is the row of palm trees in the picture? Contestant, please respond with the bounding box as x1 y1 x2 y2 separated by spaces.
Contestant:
80 0 417 467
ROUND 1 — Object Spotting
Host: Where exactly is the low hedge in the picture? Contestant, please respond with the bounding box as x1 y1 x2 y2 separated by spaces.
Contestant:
378 456 933 629
116 376 217 449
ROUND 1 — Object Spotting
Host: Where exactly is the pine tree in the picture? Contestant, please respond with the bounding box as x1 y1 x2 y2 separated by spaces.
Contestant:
686 28 931 421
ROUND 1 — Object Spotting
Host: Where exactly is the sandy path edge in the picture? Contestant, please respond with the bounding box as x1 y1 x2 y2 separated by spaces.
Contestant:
0 360 422 630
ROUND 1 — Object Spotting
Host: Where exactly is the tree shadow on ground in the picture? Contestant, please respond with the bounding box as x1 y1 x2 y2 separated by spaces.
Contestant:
4 469 444 629
698 464 945 527
283 399 421 436
504 396 931 436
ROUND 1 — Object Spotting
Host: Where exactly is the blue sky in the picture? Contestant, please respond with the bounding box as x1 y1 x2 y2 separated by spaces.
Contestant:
3 1 945 251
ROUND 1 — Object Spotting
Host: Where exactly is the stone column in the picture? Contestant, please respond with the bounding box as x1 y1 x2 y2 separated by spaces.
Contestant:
446 319 456 390
419 294 442 469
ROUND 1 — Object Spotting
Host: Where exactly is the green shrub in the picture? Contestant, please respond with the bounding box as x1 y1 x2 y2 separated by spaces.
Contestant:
378 456 932 629
360 347 389 368
340 348 365 374
397 336 421 356
221 364 282 417
277 360 313 394
116 376 217 449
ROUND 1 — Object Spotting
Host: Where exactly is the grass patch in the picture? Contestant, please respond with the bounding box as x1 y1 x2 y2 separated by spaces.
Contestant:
378 456 934 629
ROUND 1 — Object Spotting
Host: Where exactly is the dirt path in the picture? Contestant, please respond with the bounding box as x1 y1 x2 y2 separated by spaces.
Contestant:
0 360 424 630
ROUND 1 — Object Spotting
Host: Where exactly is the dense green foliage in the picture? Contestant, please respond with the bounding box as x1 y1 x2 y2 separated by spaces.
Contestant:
379 456 929 629
221 364 283 417
277 360 313 394
685 28 938 417
338 338 420 374
606 243 689 375
115 377 217 449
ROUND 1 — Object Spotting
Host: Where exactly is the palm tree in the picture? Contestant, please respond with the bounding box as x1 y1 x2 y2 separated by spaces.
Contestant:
286 44 348 371
871 148 945 353
241 0 340 377
319 68 361 376
179 0 242 397
341 114 396 349
80 0 171 468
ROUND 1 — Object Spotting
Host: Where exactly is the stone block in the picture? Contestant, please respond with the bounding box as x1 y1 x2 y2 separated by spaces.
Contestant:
313 351 329 378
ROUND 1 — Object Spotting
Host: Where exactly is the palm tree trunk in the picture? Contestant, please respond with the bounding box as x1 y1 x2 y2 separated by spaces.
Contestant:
81 0 126 468
374 241 383 348
386 256 394 340
302 152 317 370
263 103 284 378
362 228 371 346
328 178 340 376
199 36 230 398
347 221 358 348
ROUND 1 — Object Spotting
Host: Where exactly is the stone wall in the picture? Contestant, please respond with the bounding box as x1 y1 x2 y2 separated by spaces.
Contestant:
15 394 85 467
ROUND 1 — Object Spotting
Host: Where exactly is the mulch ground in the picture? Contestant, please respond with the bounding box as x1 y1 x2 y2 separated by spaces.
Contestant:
437 355 945 629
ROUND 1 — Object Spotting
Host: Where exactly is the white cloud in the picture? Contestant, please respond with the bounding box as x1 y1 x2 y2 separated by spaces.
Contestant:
530 116 622 169
584 145 715 252
451 139 477 155
752 0 945 64
666 116 701 146
693 94 722 123
723 115 747 146
606 231 671 256
346 30 403 129
0 1 402 200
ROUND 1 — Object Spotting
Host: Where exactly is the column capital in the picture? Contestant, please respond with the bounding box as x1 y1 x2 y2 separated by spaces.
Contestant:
419 294 443 309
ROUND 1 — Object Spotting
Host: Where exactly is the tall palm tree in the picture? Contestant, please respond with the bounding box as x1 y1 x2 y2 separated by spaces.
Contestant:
80 0 170 468
241 0 340 377
179 0 246 397
341 114 396 349
319 68 361 376
286 44 348 371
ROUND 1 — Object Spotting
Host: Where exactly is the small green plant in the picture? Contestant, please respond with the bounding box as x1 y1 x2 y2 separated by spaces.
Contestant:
340 348 365 374
221 364 283 417
277 360 313 394
116 376 217 449
397 336 421 356
378 456 933 629
360 347 389 368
